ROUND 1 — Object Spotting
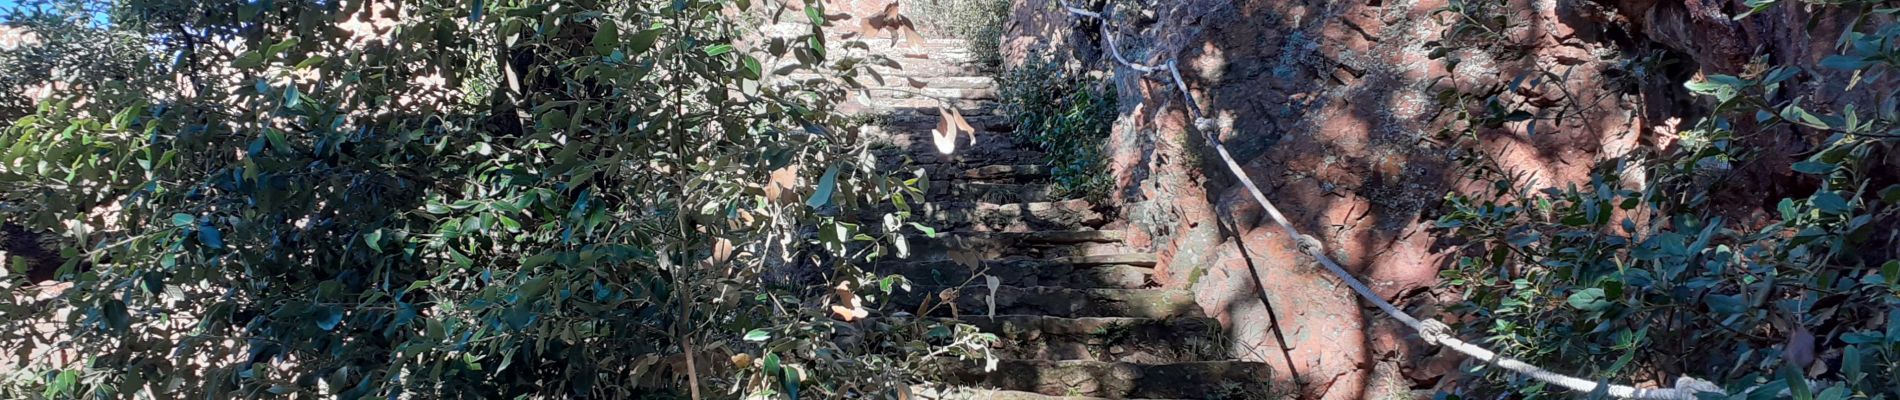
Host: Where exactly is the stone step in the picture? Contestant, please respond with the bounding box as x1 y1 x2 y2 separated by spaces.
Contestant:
954 230 1125 244
899 76 998 89
874 257 1155 289
758 23 971 46
770 62 991 87
764 50 983 72
846 100 1001 121
911 386 1124 400
927 181 1059 203
787 71 994 90
867 96 999 111
893 286 1201 319
880 152 1051 176
886 253 1154 267
965 316 1228 363
1058 253 1158 267
902 199 1105 232
865 86 1000 101
952 164 1049 181
868 63 995 80
878 104 1005 121
793 74 995 90
940 360 1276 399
878 109 1009 124
895 230 1132 261
863 126 1016 149
862 120 1008 145
864 120 1018 147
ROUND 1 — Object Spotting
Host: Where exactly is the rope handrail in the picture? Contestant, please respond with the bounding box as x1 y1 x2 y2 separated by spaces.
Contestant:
1059 3 1723 398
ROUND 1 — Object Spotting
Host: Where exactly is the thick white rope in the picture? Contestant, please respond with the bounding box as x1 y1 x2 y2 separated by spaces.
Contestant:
1059 3 1724 398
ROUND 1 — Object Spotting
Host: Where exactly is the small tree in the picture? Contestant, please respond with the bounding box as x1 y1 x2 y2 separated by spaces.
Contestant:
1 0 983 398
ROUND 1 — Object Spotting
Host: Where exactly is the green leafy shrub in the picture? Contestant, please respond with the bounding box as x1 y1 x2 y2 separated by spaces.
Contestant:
0 0 987 398
999 59 1118 202
0 2 157 122
907 0 1009 67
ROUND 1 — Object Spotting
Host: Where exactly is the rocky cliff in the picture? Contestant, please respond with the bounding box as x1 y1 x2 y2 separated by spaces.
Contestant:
998 0 1896 397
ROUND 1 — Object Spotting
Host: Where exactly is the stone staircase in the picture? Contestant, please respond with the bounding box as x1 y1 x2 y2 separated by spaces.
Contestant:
804 28 1278 399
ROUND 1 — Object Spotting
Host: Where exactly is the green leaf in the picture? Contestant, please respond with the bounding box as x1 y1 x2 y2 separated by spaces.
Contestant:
804 4 823 25
365 229 385 253
1820 55 1871 70
909 222 937 238
265 128 292 154
1735 0 1779 19
763 352 781 375
523 251 558 268
594 20 620 56
738 55 762 80
703 43 734 56
198 224 225 249
171 213 196 228
1811 192 1850 214
1790 161 1835 175
1782 365 1812 400
784 367 801 400
1683 79 1730 94
806 164 840 208
539 109 569 133
112 102 145 129
1785 106 1830 129
1815 386 1846 400
1883 260 1898 287
283 84 302 108
267 37 300 56
1843 345 1864 380
744 329 771 341
449 248 473 268
1567 288 1610 311
233 51 264 68
102 299 128 331
628 28 663 55
1704 294 1745 314
520 275 552 298
314 305 344 331
293 55 326 70
44 369 77 398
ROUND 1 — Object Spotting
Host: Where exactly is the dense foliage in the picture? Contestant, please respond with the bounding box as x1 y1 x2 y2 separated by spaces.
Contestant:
906 0 1008 68
0 0 990 398
0 1 155 123
1430 1 1900 398
998 59 1117 201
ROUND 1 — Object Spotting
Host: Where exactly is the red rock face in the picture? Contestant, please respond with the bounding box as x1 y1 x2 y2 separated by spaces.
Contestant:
1001 0 1895 396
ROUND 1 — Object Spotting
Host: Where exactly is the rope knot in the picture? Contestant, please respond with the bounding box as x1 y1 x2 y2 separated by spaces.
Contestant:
1672 376 1722 394
1294 234 1325 258
1418 319 1453 346
1193 117 1218 133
